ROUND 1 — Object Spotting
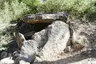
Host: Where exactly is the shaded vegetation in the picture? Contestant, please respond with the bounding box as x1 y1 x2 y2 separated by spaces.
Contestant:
38 0 96 19
0 0 29 24
0 0 96 22
0 26 15 50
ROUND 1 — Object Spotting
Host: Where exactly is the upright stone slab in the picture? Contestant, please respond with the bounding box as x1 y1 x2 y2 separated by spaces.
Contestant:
37 21 70 61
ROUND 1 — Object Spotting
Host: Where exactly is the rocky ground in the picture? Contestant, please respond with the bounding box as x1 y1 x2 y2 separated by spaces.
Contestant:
0 14 96 64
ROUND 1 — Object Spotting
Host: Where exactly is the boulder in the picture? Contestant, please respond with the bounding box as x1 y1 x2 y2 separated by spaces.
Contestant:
33 21 70 61
0 57 14 64
0 51 7 59
22 12 68 24
68 19 96 51
18 21 70 62
19 40 36 63
20 60 30 64
14 34 36 63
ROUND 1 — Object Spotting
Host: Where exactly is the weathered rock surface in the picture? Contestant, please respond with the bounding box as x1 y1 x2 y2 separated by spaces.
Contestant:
33 20 96 64
16 40 36 64
14 16 96 64
18 21 70 63
19 60 30 64
22 12 68 24
68 19 96 50
36 21 70 61
0 57 14 64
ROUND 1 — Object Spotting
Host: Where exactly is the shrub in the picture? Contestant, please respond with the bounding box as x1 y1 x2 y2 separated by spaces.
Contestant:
21 0 41 13
0 0 29 50
37 0 96 18
0 0 29 24
38 1 61 13
0 26 14 50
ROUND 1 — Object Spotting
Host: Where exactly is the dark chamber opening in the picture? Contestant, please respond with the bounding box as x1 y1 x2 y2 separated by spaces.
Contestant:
16 21 52 40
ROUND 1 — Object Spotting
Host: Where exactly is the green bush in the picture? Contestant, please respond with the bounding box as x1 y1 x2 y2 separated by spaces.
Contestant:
21 0 41 13
21 0 40 6
38 1 61 13
37 0 96 17
0 0 29 50
0 25 14 50
0 0 29 24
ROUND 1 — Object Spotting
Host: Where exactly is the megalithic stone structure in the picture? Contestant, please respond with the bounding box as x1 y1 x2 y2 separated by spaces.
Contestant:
22 12 68 24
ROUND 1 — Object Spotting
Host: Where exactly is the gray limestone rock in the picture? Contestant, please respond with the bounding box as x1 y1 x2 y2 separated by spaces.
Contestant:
34 21 70 61
18 21 70 62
